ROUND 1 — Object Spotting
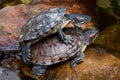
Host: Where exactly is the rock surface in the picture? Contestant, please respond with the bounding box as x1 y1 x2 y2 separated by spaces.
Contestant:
96 0 120 30
94 21 120 53
97 0 120 19
0 58 22 80
0 30 19 51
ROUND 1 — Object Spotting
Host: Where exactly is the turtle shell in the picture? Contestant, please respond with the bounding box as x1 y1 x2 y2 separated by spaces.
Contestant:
30 28 86 66
18 7 66 42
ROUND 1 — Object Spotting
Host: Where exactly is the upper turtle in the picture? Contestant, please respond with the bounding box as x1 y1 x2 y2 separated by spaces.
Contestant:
18 8 66 42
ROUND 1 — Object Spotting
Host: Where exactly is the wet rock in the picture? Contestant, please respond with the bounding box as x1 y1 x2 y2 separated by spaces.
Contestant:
0 0 6 4
97 0 120 19
1 58 23 70
94 21 120 53
96 0 120 30
0 30 19 51
0 30 20 63
0 68 20 80
0 58 24 80
21 0 32 4
22 47 120 80
0 51 4 62
0 0 22 9
0 67 4 73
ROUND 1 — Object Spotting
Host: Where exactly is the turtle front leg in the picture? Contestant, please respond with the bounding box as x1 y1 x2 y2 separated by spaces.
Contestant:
71 50 84 68
32 65 47 76
20 41 31 63
65 14 91 29
58 27 73 45
65 14 91 24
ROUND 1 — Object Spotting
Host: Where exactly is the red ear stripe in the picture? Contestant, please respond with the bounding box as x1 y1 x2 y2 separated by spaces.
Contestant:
83 28 98 45
89 33 96 38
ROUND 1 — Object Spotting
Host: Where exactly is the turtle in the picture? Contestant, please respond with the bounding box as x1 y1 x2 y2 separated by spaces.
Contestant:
18 7 91 63
29 28 98 76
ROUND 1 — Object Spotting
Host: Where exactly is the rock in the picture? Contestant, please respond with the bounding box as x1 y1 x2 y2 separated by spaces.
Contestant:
0 58 23 80
97 0 120 19
0 0 6 4
94 21 120 53
0 30 20 63
1 58 23 71
0 30 19 51
96 0 120 30
0 51 4 62
0 0 22 9
21 0 32 4
0 69 20 80
0 67 4 74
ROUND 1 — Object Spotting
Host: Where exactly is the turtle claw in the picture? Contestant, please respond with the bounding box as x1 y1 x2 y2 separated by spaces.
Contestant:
21 41 31 63
58 28 73 45
32 65 47 76
71 62 77 69
71 51 84 69
64 35 73 45
22 51 31 63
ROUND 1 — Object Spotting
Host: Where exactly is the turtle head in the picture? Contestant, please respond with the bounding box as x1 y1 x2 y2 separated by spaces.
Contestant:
83 28 99 45
65 14 91 30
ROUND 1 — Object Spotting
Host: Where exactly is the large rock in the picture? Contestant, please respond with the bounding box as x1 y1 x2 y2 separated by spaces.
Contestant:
94 21 120 52
97 0 120 19
0 30 19 51
96 0 120 30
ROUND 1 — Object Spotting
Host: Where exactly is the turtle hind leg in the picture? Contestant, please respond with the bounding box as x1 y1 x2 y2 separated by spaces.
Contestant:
71 51 85 68
20 41 31 63
32 65 47 76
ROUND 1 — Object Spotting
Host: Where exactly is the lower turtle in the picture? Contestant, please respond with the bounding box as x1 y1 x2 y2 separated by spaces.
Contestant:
29 28 98 76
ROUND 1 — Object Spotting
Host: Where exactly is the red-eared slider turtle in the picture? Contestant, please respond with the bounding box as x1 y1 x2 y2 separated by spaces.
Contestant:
18 7 91 63
29 28 98 75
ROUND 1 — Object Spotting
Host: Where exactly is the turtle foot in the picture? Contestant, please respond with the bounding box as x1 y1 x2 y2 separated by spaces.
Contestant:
32 65 47 76
21 41 31 63
63 35 73 45
71 51 84 68
22 51 31 63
